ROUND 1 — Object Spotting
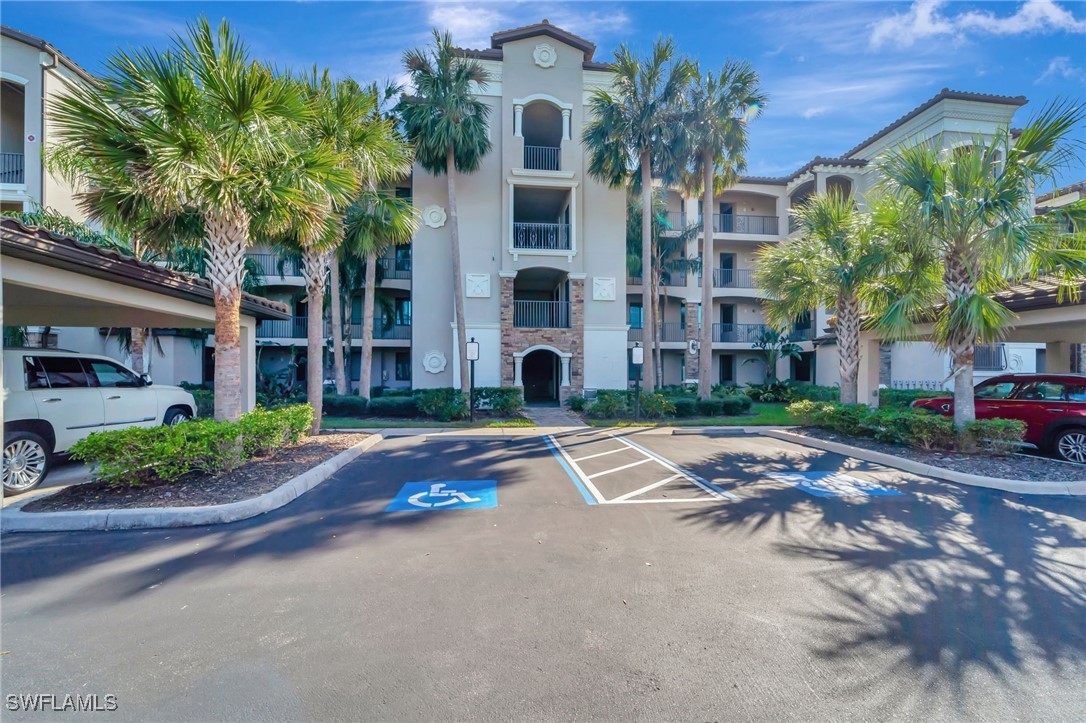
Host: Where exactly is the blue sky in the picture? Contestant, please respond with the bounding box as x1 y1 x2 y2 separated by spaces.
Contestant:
4 0 1085 187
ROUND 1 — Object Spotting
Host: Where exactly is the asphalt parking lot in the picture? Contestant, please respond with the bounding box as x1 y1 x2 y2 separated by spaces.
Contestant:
2 431 1084 721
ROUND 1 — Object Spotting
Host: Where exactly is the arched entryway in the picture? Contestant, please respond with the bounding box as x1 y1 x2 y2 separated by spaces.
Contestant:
522 348 560 405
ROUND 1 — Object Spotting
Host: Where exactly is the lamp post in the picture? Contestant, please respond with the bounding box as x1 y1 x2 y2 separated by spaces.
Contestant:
631 342 644 422
466 337 480 422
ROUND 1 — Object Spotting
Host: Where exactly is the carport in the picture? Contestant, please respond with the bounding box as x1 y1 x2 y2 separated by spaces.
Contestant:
855 277 1086 405
1 218 290 412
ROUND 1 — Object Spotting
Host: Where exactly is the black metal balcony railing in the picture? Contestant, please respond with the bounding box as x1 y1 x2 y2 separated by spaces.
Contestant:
1 152 25 184
713 323 770 343
627 323 688 343
666 212 688 229
790 326 815 342
627 271 687 287
975 343 1008 372
513 222 571 251
369 322 412 340
247 253 300 277
513 300 571 328
257 316 307 339
714 268 757 288
712 214 779 235
377 256 411 280
523 145 560 171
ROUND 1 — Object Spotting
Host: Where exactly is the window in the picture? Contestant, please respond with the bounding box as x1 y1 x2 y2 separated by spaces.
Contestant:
1067 385 1086 402
24 357 48 390
628 303 643 329
39 357 90 388
394 245 411 271
1016 382 1065 401
974 380 1016 400
394 299 412 326
395 352 411 381
85 359 141 388
719 354 735 384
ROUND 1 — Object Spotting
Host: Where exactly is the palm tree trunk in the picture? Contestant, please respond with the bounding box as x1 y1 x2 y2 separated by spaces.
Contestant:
359 252 378 401
447 147 471 395
837 294 860 405
698 155 714 399
652 272 663 387
640 151 656 392
130 327 146 375
302 249 328 435
945 254 977 428
330 254 349 395
204 209 249 422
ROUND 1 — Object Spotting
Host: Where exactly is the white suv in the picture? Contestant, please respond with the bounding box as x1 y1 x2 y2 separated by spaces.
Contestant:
3 349 198 494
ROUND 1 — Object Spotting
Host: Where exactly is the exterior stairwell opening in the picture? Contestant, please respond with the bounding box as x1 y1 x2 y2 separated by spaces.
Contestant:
522 349 560 405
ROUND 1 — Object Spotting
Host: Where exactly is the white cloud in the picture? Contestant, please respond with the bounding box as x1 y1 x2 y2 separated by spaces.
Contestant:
871 0 1086 49
801 107 827 119
427 3 511 49
1036 56 1086 83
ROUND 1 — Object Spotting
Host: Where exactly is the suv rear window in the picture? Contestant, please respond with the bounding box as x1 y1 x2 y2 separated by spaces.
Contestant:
38 357 91 388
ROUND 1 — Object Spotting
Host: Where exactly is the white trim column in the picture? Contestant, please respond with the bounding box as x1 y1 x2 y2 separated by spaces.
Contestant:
513 356 524 387
560 356 572 387
561 109 571 141
514 104 524 138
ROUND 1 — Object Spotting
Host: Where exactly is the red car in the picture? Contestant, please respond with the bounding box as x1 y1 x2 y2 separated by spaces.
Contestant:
911 373 1086 463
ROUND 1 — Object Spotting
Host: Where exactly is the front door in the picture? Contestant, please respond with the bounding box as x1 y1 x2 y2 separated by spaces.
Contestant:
719 253 736 287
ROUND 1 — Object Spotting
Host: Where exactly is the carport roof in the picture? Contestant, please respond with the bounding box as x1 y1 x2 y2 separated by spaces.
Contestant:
982 276 1086 313
1 218 290 321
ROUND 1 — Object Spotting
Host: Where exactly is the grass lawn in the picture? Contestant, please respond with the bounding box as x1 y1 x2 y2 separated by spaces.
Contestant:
584 402 795 428
323 417 535 430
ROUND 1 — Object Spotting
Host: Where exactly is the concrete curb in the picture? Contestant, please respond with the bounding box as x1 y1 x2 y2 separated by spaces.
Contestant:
1 435 384 533
762 430 1086 496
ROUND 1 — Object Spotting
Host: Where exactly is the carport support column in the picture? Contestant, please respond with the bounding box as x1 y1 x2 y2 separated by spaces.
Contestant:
1046 341 1072 373
856 333 882 408
240 319 256 413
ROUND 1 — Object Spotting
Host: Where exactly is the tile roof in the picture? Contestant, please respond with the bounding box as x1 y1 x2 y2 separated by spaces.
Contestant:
0 218 290 320
740 157 868 186
1 25 98 86
490 20 597 60
1036 181 1086 203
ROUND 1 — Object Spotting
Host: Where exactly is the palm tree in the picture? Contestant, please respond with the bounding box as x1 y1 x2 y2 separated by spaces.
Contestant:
583 38 694 392
681 61 766 400
756 192 899 403
342 191 418 400
743 328 803 383
47 18 350 420
400 30 492 395
875 101 1086 427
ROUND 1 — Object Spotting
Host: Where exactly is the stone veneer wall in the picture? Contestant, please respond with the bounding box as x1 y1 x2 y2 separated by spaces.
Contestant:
684 300 699 382
501 276 584 401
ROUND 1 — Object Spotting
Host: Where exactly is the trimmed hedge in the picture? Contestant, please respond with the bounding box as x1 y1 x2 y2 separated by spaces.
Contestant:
786 400 1026 454
367 396 420 417
790 384 840 402
416 388 469 421
70 404 314 486
323 394 368 418
879 388 946 410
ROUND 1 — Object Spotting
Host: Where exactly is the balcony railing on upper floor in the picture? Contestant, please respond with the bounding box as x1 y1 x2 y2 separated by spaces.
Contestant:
1 153 25 184
247 253 300 278
377 256 411 280
513 300 570 328
523 145 560 171
257 316 307 339
713 268 757 288
665 212 688 229
712 214 779 235
628 322 686 343
627 270 687 287
513 222 571 251
354 321 412 341
713 323 770 343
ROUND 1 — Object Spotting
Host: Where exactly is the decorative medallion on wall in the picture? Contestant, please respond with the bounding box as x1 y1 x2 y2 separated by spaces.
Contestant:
422 205 447 229
465 273 491 298
533 43 558 69
592 277 616 301
422 351 447 374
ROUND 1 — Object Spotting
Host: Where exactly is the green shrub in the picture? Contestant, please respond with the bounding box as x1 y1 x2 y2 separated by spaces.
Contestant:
696 398 725 416
786 400 821 425
586 390 627 419
879 388 945 410
416 387 469 421
190 389 214 418
640 392 676 419
861 408 917 445
791 384 840 402
672 398 698 418
711 384 741 396
745 380 793 403
961 418 1026 455
383 387 414 397
719 394 753 416
367 395 420 418
369 386 385 398
908 415 958 451
322 394 368 418
566 395 587 412
68 405 313 486
473 387 524 416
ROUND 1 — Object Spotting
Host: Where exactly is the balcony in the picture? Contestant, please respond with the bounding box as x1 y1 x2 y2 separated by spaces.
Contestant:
713 268 757 288
367 322 411 341
247 253 300 277
513 300 570 328
665 212 688 229
258 316 307 339
377 255 411 280
0 152 24 185
628 322 686 343
523 145 560 171
712 214 779 235
713 323 770 343
627 271 687 287
513 222 570 251
975 343 1008 372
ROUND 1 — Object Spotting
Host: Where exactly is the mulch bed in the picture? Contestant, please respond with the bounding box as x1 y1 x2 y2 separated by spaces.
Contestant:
791 427 1085 483
23 432 368 513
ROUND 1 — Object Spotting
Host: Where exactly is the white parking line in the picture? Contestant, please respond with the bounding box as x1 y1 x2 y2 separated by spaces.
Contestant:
607 432 741 501
587 457 653 479
571 447 628 463
612 473 684 502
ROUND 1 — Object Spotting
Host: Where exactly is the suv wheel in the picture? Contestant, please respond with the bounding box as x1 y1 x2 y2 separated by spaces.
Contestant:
1054 428 1086 464
164 407 192 426
3 432 51 495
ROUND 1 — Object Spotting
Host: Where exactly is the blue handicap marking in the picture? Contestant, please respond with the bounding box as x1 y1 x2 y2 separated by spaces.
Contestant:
767 472 904 498
386 480 497 511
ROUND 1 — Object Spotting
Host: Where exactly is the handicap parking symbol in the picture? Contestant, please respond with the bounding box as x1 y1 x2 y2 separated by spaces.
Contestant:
767 472 904 498
386 481 497 511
